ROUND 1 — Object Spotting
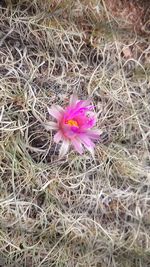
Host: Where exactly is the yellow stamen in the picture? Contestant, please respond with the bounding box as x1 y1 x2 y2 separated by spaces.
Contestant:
66 119 78 127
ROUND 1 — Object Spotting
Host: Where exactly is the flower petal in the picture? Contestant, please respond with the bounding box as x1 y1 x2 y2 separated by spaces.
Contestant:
86 129 101 140
79 134 95 147
62 124 77 138
54 131 63 143
76 99 91 109
48 105 64 120
71 138 83 154
86 114 96 128
59 140 70 158
69 94 78 106
44 121 58 130
78 134 95 156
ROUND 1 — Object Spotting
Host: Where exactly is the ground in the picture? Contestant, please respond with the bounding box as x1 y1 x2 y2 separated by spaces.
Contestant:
0 0 150 266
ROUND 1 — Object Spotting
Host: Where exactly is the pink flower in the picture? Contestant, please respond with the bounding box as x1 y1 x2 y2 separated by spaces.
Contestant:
47 95 101 157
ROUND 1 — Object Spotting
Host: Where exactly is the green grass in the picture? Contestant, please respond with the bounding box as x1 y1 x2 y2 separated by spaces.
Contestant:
0 0 150 266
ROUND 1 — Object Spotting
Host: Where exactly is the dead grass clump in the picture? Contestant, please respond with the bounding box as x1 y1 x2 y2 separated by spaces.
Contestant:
0 0 150 266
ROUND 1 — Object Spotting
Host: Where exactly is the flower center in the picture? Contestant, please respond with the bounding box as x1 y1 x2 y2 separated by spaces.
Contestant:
66 119 78 127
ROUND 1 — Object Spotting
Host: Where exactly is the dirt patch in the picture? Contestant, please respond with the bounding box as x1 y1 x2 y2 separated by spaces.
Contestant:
104 0 150 34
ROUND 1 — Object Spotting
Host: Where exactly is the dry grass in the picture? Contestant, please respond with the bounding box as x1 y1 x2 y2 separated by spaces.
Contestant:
0 0 150 266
